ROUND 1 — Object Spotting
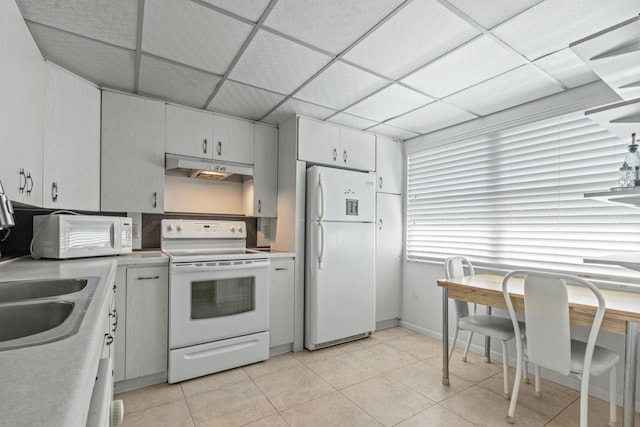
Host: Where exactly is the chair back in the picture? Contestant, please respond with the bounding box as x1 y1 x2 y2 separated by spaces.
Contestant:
445 256 475 318
502 270 607 376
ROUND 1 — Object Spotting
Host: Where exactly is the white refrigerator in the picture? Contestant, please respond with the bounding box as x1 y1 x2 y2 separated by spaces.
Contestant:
305 165 376 350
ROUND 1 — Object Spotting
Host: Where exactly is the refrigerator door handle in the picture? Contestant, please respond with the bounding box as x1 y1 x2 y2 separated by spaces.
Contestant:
318 173 325 220
318 222 324 270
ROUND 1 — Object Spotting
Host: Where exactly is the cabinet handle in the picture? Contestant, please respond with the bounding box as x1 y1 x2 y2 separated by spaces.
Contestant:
152 192 157 208
203 139 208 154
111 308 118 332
106 334 114 346
274 268 290 271
332 148 337 161
379 177 383 189
258 199 262 213
26 172 33 196
19 169 26 194
343 150 347 163
137 275 160 280
379 218 383 230
217 141 222 156
51 182 58 202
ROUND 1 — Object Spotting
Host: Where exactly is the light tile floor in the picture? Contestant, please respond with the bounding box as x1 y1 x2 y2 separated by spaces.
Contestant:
116 327 638 426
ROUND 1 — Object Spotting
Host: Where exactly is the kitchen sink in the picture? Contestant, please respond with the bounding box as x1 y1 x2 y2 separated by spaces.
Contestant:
0 276 100 351
0 278 92 303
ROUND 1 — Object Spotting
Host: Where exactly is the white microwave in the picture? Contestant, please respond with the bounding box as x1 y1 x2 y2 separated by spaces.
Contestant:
32 215 133 259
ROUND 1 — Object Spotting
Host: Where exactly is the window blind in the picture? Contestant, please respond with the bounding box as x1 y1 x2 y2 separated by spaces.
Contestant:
406 113 640 284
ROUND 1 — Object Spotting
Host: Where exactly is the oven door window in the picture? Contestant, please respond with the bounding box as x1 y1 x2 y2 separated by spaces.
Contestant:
191 277 255 319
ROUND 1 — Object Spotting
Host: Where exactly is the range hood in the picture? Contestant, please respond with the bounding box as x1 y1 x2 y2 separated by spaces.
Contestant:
165 154 253 181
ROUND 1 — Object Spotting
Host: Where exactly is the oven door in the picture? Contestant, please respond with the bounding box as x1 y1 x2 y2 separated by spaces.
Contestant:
169 258 270 349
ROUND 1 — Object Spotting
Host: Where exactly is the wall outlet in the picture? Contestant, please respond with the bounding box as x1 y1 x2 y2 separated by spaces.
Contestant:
262 225 270 237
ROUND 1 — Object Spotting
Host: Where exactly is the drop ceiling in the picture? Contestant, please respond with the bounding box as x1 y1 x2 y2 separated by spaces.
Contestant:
15 0 639 141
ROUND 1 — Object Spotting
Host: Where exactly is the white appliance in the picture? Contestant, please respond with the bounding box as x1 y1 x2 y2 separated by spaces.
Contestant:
31 215 132 259
305 165 376 350
161 219 270 383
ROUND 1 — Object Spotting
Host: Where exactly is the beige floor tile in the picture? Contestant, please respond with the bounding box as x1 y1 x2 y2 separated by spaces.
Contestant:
426 348 503 383
477 368 578 419
441 385 550 427
243 353 303 379
385 333 442 360
351 342 418 372
181 367 250 397
116 382 184 414
243 413 290 427
252 365 334 411
551 395 640 426
342 375 434 426
396 404 476 427
291 345 345 365
120 399 193 427
370 326 414 342
187 380 276 427
307 352 381 389
390 361 474 402
281 392 382 427
336 336 379 353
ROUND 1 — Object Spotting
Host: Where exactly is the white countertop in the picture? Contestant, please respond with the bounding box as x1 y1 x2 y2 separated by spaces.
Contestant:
0 256 118 427
116 250 168 266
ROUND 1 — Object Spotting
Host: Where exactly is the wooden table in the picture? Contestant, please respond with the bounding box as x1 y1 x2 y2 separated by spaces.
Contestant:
438 274 640 427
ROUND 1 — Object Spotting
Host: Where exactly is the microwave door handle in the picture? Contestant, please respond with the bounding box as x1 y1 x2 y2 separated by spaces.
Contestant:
110 223 116 249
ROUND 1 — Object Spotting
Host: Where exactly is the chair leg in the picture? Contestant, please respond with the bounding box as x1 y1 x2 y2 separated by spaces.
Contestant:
449 324 460 362
534 365 541 397
609 367 617 427
506 347 522 423
523 360 529 384
462 331 474 362
501 340 510 399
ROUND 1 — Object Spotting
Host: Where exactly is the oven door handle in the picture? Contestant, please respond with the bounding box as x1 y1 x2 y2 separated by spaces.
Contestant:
171 261 269 273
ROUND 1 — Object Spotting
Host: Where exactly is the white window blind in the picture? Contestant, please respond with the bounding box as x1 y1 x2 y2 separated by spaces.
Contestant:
406 113 640 284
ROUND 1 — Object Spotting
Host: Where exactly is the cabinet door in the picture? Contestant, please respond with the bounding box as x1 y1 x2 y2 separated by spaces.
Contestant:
270 258 295 347
341 127 376 172
297 117 340 165
101 92 165 213
0 0 45 205
251 124 278 217
113 266 127 382
213 115 254 164
165 104 214 159
42 63 101 210
376 136 403 194
376 193 402 322
125 266 169 379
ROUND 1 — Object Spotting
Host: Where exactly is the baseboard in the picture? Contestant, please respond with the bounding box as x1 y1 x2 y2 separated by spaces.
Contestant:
376 318 400 330
269 343 293 357
115 372 167 394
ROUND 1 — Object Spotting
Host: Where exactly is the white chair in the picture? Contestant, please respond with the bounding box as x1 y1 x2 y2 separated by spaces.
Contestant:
502 270 619 427
445 256 524 399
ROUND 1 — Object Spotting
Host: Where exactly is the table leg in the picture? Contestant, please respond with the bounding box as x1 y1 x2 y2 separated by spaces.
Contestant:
623 321 639 427
442 287 449 386
484 306 492 363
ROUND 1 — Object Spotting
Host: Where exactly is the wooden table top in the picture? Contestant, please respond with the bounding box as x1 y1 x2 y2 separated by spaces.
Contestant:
438 274 640 335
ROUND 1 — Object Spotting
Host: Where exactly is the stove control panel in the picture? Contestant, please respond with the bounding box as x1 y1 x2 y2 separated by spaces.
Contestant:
161 219 246 239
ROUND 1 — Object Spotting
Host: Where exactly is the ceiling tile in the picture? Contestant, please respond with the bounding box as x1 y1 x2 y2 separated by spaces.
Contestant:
27 23 135 91
387 102 477 134
16 0 138 49
492 0 640 61
367 124 419 141
533 49 600 89
138 55 221 108
263 99 335 125
295 61 388 110
446 0 542 29
402 35 526 98
142 0 252 74
326 113 379 131
343 0 480 79
201 0 270 21
264 0 404 55
208 80 285 120
230 29 332 94
444 64 563 116
344 84 433 122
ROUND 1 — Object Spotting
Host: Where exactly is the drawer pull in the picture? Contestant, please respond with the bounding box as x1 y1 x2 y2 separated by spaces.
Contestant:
274 268 290 271
137 276 160 280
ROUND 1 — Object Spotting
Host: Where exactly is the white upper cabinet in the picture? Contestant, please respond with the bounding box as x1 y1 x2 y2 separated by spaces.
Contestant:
42 62 100 210
246 123 278 217
101 92 165 213
297 117 375 171
376 136 403 195
0 0 45 205
213 115 254 164
165 104 214 159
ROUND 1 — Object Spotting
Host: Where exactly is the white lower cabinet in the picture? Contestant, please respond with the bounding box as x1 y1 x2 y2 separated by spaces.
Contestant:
376 193 402 323
114 265 168 384
269 258 295 351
